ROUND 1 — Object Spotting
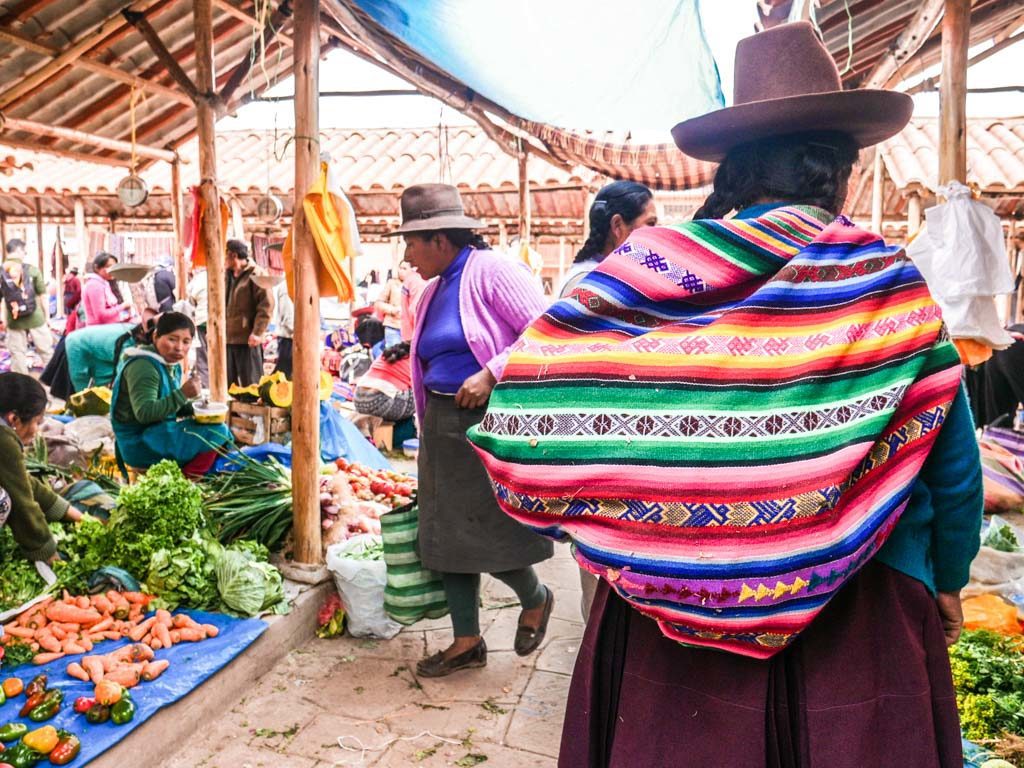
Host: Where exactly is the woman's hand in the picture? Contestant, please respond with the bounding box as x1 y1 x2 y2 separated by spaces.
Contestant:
936 590 964 646
64 507 84 523
181 376 202 400
247 333 263 348
455 369 497 410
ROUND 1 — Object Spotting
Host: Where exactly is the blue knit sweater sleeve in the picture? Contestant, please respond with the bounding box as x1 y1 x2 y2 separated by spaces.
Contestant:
925 384 984 592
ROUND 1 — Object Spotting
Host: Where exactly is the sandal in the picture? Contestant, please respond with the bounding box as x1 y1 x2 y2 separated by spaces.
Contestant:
416 638 487 678
514 586 554 657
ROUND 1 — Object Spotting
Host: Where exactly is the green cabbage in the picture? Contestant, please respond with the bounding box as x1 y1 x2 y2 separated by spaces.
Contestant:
215 548 285 617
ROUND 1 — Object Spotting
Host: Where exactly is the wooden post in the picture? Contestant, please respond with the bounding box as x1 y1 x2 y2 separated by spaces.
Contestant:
194 0 227 403
33 198 44 274
1 214 8 254
498 220 508 250
291 0 322 564
939 0 970 187
871 150 884 234
518 147 531 244
55 228 65 315
906 191 923 239
557 235 567 288
229 197 245 241
73 198 87 271
169 159 187 301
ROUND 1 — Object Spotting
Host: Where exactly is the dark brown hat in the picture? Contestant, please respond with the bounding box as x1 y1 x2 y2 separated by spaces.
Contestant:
672 22 912 162
386 183 483 236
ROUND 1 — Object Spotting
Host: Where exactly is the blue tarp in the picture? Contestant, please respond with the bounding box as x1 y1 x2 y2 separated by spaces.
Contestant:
0 611 266 766
352 0 724 131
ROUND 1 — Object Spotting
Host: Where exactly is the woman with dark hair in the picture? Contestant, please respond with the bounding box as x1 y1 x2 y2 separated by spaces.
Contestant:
389 183 554 678
65 313 156 393
0 373 84 562
469 23 983 767
82 252 131 327
110 312 231 477
559 181 657 297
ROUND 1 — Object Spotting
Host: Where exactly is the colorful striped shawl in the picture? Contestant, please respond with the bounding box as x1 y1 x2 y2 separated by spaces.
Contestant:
467 206 962 658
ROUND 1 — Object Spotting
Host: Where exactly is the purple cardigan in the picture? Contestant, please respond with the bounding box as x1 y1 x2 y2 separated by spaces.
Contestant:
410 248 548 419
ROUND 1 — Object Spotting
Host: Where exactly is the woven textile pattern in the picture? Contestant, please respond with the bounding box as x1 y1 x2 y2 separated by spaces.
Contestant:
467 206 962 658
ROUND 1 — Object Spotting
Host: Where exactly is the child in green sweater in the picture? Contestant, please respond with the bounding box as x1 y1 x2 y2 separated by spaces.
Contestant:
0 373 83 561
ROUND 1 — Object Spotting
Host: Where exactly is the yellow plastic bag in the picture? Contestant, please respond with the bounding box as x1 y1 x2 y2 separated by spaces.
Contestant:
963 594 1022 635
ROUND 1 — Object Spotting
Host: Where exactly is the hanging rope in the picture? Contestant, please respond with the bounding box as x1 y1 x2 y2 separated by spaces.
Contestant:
128 85 145 175
839 0 855 75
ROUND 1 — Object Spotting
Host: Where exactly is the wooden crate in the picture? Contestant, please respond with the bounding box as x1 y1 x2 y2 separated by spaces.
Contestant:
229 402 291 446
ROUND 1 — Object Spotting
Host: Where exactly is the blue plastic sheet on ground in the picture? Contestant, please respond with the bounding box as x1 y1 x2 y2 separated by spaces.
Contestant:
213 442 293 472
963 736 996 767
320 401 391 470
0 611 267 766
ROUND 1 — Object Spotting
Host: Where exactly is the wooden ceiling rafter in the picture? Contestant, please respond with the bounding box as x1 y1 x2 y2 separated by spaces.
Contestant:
0 136 130 166
122 9 200 102
213 0 294 47
0 0 62 25
218 0 294 111
862 0 945 88
0 115 175 162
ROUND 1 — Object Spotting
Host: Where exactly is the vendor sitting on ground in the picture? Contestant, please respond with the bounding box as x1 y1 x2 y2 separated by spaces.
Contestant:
66 312 156 394
354 341 415 422
0 373 84 562
110 312 231 477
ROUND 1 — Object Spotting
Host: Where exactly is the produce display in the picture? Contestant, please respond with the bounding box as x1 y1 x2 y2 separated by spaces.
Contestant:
319 459 416 547
228 370 332 408
951 629 1024 744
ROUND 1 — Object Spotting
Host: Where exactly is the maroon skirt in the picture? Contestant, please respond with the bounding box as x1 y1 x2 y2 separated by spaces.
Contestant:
559 561 962 768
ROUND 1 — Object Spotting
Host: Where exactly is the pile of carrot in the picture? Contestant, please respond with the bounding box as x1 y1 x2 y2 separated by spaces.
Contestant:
66 643 168 689
1 592 217 666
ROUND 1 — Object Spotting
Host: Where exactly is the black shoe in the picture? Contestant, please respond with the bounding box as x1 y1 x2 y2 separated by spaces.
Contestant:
416 638 487 678
514 586 554 657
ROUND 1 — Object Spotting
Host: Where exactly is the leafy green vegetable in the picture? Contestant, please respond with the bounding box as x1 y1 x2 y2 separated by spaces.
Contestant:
950 629 1024 741
342 538 383 561
202 456 293 549
1 641 36 670
144 533 223 611
0 527 47 611
215 547 285 616
983 519 1021 553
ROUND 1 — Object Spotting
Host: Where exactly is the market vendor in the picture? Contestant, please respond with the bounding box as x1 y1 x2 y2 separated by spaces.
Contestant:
0 373 84 562
66 313 156 394
110 311 232 477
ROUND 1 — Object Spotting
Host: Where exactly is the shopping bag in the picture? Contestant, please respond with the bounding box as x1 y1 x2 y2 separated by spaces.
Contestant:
325 534 401 639
380 503 448 625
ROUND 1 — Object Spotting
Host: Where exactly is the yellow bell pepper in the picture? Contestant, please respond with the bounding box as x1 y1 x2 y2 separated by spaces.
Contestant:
22 724 59 754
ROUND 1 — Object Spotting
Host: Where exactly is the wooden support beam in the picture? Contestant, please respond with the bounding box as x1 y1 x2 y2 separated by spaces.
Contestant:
0 137 131 167
218 0 294 111
229 197 245 239
557 235 567 288
1 214 8 253
0 27 192 106
55 226 64 315
907 191 923 238
0 115 175 162
213 0 294 46
905 30 1024 95
291 0 322 565
170 159 186 300
195 0 228 403
73 197 86 271
871 150 885 234
863 0 945 89
33 197 43 273
939 0 971 187
0 0 165 110
0 0 62 25
123 10 200 102
518 145 530 243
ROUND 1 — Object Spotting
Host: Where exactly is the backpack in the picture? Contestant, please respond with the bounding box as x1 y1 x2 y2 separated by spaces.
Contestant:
0 266 36 320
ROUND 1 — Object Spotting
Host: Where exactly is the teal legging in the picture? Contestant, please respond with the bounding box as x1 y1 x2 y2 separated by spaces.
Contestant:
442 568 546 637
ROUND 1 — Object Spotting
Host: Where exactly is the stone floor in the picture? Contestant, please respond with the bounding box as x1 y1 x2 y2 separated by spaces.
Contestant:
159 542 584 768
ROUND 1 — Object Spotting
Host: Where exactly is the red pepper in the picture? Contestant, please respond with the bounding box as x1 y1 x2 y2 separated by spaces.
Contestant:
18 691 44 718
48 731 80 766
23 674 46 699
73 697 95 714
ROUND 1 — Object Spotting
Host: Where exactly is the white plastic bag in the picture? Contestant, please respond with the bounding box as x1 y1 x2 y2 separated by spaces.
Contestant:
906 181 1014 348
325 534 401 639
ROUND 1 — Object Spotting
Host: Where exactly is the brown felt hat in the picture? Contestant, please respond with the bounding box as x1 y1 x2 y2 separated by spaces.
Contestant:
386 183 483 236
672 22 913 162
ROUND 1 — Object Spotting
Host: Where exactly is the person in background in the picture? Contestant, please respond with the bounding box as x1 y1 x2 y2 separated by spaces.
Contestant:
0 239 53 374
393 183 554 678
272 278 294 378
224 240 272 387
375 269 404 347
0 373 84 562
186 266 209 388
82 252 131 327
63 266 82 334
110 312 231 477
399 259 426 342
152 255 176 313
65 316 154 394
559 181 657 298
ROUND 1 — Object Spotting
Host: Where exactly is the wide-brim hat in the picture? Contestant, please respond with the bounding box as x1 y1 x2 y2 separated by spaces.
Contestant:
672 22 912 162
252 274 285 291
107 263 153 283
386 183 483 236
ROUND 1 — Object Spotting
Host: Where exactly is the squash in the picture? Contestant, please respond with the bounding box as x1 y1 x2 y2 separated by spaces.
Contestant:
319 370 334 401
259 379 293 408
68 386 112 417
258 371 287 388
228 383 260 403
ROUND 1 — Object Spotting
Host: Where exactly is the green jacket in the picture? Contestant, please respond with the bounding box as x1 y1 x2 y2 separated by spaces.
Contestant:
3 261 47 331
112 346 193 426
0 423 69 561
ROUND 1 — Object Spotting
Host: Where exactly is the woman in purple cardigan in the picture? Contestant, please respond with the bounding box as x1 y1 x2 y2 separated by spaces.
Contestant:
391 184 555 677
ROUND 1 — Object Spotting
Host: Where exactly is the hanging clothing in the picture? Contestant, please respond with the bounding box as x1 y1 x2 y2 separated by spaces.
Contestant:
110 347 231 470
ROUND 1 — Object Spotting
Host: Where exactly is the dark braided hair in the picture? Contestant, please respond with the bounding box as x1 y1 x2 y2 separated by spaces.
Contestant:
411 229 490 251
576 181 654 263
694 131 859 220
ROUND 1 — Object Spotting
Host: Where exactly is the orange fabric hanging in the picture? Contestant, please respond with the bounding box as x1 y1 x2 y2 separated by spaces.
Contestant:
185 186 230 268
282 162 358 302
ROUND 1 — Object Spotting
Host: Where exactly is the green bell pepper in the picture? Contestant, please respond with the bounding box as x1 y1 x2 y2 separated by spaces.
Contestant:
84 704 109 725
26 689 62 723
1 743 40 768
0 724 27 744
110 697 136 725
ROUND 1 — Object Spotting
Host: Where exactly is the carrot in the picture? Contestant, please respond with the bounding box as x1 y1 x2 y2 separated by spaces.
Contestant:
128 617 156 642
90 595 113 614
82 656 104 683
104 665 142 688
62 641 86 655
169 630 181 644
49 624 67 640
3 626 36 639
155 609 173 628
66 662 89 681
150 639 162 650
171 614 202 630
89 616 113 633
79 636 93 652
142 659 170 681
75 596 90 610
100 631 122 641
154 623 172 648
201 624 219 638
123 592 151 605
32 652 64 665
36 632 61 654
45 604 102 625
178 628 206 643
